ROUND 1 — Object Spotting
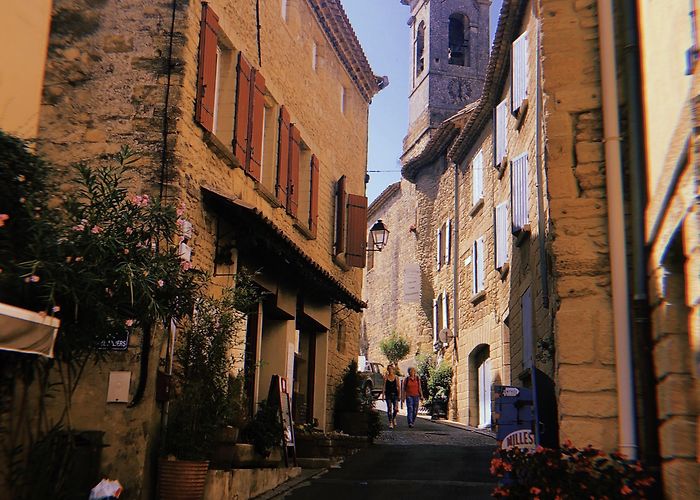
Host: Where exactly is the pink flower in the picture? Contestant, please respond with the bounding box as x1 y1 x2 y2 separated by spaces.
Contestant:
19 197 25 203
621 485 633 495
30 275 40 283
535 445 545 453
52 305 61 313
125 319 135 327
105 287 113 297
130 194 150 207
530 487 541 495
176 201 186 217
72 224 85 232
123 248 129 255
66 256 73 263
157 279 164 288
125 226 133 235
563 439 573 448
91 225 103 234
16 175 26 182
180 261 192 271
75 256 83 262
0 214 9 227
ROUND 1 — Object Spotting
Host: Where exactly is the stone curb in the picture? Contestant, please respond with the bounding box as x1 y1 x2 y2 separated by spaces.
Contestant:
416 414 497 440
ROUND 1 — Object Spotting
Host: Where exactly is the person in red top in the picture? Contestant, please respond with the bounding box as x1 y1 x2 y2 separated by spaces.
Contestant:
402 367 424 428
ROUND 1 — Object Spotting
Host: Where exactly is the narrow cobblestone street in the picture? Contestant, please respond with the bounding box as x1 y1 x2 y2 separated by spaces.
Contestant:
275 407 496 500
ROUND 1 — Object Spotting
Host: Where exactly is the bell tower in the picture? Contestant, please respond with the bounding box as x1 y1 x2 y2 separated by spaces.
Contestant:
401 0 490 158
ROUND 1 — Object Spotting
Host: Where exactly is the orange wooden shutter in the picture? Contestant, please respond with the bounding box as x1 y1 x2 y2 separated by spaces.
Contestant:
345 193 368 268
195 3 219 132
287 124 301 217
309 154 320 236
276 107 290 206
334 176 346 255
234 53 252 166
248 70 266 181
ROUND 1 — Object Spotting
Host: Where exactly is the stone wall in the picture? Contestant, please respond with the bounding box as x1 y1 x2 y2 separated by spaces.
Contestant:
540 0 619 450
362 180 432 368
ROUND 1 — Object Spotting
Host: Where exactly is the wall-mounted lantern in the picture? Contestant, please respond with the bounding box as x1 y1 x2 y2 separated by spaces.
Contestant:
368 219 390 252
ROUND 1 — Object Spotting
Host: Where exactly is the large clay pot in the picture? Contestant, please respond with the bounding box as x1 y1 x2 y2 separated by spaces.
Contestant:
158 458 209 500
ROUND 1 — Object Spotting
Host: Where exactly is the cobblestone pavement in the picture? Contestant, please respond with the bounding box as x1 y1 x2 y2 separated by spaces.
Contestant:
275 402 497 499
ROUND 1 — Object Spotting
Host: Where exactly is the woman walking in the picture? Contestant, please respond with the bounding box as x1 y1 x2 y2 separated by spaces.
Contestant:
383 365 400 428
402 367 423 428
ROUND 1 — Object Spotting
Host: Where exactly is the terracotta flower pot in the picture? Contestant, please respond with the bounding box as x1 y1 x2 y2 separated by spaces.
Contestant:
158 457 209 500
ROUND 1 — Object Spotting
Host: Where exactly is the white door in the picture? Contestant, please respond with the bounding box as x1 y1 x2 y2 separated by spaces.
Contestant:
478 357 492 428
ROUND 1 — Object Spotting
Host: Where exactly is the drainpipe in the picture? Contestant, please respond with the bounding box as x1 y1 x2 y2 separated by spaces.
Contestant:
452 159 459 356
597 0 638 460
617 0 661 469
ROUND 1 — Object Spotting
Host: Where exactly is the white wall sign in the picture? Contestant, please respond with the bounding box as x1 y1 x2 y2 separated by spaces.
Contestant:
403 263 421 303
501 429 536 451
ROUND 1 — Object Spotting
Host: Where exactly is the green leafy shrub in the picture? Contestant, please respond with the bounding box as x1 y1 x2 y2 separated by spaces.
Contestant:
427 361 452 403
242 400 284 458
334 359 363 414
379 333 411 366
491 442 656 499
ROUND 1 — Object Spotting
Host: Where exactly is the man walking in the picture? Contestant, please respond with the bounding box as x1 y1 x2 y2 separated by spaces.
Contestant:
402 367 423 428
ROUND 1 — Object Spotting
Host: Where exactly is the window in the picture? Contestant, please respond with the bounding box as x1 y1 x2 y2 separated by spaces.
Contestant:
334 176 346 256
472 237 485 295
448 13 470 66
495 99 508 168
436 219 451 270
436 225 442 271
472 149 484 207
233 52 267 181
512 31 529 114
511 153 530 234
285 123 301 216
260 97 279 192
432 291 449 349
415 21 425 77
298 143 312 223
495 202 509 269
445 218 452 265
276 107 291 206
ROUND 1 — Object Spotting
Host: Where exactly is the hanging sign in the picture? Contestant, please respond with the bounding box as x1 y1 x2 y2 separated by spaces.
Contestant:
268 374 296 466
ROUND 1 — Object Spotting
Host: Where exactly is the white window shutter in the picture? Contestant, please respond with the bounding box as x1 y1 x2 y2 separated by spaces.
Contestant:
442 291 449 331
476 237 485 292
472 149 484 205
433 298 439 345
495 202 508 269
446 218 452 264
512 31 529 112
436 227 442 270
472 241 478 295
511 154 529 232
496 100 508 166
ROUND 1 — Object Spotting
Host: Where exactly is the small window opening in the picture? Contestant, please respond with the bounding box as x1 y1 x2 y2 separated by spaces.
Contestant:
415 21 426 76
448 14 470 67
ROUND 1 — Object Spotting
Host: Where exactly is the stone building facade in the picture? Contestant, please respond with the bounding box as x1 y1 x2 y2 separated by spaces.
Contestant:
362 180 433 369
377 1 700 497
24 0 383 497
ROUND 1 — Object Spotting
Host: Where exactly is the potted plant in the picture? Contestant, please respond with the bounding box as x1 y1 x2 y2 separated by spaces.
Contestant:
160 283 258 499
334 360 381 441
427 361 452 420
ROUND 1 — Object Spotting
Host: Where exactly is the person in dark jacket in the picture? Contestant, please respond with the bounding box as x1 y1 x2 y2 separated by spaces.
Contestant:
382 364 400 428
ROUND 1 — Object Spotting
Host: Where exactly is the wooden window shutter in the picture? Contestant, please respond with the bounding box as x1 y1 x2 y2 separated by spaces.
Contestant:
345 193 368 268
476 237 485 292
472 149 484 204
248 70 266 181
195 4 220 132
287 124 301 217
276 107 291 205
495 202 509 269
446 218 452 264
309 154 320 236
442 290 449 330
436 227 442 271
495 99 508 167
234 53 253 166
334 176 346 255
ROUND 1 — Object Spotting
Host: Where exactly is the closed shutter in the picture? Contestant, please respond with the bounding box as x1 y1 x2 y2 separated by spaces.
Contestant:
495 202 509 269
345 193 368 268
472 149 484 204
442 291 449 331
234 53 253 165
432 298 439 347
436 227 442 270
446 218 452 264
522 287 533 369
512 31 529 113
195 4 220 132
495 99 508 167
473 237 485 293
309 154 320 236
334 176 346 255
511 153 529 232
276 107 290 205
248 71 266 181
287 124 301 217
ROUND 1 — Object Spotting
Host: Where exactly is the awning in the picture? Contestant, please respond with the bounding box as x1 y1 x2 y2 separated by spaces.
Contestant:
0 302 60 358
202 186 366 311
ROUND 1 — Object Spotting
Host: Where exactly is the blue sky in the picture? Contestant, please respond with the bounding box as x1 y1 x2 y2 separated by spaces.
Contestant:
343 0 504 201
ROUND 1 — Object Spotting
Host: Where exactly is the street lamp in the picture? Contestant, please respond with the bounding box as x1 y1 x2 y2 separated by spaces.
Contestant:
368 219 389 252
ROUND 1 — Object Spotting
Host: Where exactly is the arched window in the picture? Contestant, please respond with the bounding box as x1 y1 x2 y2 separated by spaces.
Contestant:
448 14 470 66
415 21 425 76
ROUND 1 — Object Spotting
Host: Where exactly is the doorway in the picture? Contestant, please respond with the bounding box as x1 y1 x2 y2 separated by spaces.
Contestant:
478 356 492 428
292 329 317 424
